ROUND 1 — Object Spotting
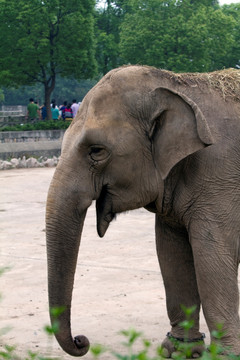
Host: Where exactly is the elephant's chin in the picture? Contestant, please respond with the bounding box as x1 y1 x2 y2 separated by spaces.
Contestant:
144 201 158 213
96 188 116 237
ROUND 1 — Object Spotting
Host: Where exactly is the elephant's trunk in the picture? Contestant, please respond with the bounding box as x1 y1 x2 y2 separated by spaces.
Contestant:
46 166 92 356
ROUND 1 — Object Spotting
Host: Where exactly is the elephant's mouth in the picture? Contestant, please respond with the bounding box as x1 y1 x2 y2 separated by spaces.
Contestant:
96 185 116 237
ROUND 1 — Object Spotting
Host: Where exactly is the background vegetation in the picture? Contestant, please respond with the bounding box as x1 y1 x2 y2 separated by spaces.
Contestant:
0 120 70 132
0 0 97 118
0 0 239 113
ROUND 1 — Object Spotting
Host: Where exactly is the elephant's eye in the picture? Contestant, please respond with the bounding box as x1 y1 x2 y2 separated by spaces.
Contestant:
89 146 109 162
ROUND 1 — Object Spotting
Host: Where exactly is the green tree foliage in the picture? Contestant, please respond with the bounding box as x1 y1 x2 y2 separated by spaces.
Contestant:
2 78 97 106
190 0 219 7
119 0 236 72
0 0 97 118
1 0 240 110
0 89 5 104
95 0 124 74
222 3 240 69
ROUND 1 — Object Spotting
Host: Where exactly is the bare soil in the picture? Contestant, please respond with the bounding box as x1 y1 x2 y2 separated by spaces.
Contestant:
0 168 210 359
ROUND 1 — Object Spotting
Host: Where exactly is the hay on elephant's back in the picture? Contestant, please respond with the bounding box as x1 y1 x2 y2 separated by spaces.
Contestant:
169 68 240 102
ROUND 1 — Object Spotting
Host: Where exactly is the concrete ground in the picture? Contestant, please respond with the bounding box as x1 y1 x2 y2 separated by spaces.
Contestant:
0 168 210 359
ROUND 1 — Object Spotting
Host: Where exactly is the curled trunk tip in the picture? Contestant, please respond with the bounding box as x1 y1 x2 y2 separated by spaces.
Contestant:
74 335 90 355
55 333 90 357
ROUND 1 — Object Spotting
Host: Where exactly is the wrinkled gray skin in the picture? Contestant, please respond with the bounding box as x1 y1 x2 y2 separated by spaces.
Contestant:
46 66 240 357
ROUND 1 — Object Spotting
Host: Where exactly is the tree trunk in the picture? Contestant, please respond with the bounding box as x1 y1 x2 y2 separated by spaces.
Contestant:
44 75 56 120
45 86 52 120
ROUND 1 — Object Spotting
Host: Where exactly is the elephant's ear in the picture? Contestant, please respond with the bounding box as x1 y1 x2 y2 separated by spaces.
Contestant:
149 87 214 179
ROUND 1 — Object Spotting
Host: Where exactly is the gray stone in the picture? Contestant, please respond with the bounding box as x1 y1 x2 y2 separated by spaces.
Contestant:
44 158 55 167
0 160 12 170
0 155 60 170
26 157 39 168
18 157 27 168
10 158 19 168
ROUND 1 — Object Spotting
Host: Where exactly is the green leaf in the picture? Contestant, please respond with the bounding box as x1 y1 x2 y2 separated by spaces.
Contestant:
90 344 107 357
44 320 59 335
119 328 142 346
50 306 66 318
180 305 197 318
211 323 226 340
179 319 195 331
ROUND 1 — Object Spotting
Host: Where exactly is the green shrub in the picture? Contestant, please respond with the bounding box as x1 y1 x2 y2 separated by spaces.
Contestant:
0 120 70 132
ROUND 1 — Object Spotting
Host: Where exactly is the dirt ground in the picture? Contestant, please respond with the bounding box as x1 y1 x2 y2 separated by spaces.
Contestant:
0 168 210 359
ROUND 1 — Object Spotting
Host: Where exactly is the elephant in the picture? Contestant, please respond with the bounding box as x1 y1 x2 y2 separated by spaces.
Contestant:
46 65 240 357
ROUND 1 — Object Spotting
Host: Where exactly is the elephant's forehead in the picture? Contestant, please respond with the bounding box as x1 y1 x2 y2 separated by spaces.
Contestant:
85 88 126 126
86 82 147 124
79 86 136 143
84 113 133 132
90 85 122 108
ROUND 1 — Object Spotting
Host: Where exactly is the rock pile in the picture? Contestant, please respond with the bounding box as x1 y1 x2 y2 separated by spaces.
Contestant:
0 156 59 170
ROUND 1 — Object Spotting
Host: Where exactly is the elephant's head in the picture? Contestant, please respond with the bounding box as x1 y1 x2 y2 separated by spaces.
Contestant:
46 66 213 356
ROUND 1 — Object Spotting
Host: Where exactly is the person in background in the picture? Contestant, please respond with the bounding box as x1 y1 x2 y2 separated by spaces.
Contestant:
40 103 47 120
27 98 39 121
64 103 73 121
59 101 67 121
51 99 59 109
51 103 60 120
71 99 79 118
34 101 40 120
